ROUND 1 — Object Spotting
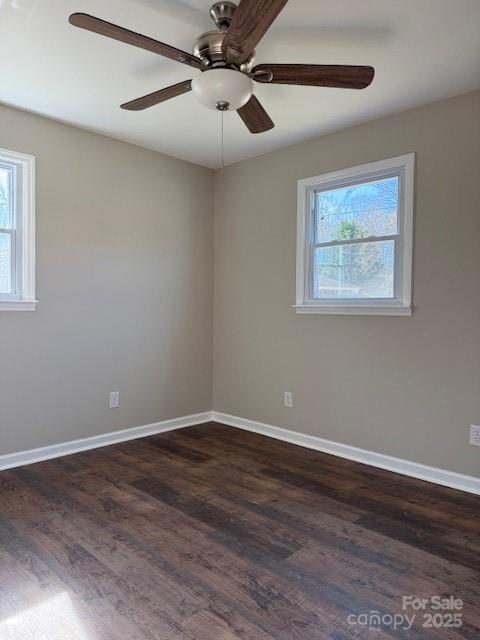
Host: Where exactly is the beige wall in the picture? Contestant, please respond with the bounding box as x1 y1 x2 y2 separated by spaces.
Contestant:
213 90 480 477
0 104 213 454
1 91 479 477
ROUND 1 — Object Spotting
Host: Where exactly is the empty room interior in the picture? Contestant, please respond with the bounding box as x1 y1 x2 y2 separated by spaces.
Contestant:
1 1 479 638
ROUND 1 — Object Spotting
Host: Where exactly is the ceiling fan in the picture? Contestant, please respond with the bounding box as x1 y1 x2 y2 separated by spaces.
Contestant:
69 0 375 134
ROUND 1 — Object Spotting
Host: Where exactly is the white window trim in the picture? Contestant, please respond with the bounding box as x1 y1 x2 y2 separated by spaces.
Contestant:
295 153 415 316
0 147 36 311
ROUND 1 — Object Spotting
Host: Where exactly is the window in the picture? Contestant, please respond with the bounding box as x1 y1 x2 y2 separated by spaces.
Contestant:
0 147 36 311
296 154 414 315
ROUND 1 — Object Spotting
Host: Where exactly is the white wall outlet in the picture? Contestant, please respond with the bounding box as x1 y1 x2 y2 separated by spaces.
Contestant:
284 391 293 408
109 391 120 409
470 425 480 447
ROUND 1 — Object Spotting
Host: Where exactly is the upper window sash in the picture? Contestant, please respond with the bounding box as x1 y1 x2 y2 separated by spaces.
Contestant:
0 162 15 230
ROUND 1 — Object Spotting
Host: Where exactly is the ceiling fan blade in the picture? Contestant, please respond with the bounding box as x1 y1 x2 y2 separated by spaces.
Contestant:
69 13 204 70
222 0 289 65
121 80 192 111
237 95 274 133
252 64 375 89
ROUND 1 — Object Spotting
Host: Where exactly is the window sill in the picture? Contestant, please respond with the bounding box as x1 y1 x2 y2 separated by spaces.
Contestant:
294 304 412 316
0 299 37 311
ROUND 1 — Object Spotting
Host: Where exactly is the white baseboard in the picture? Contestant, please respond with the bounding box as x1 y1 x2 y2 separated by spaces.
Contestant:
0 411 214 472
2 409 478 496
212 411 480 496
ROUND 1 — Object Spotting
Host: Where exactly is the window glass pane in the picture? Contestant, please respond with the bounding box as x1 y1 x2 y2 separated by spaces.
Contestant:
315 176 399 244
0 165 13 229
0 232 12 293
312 240 394 299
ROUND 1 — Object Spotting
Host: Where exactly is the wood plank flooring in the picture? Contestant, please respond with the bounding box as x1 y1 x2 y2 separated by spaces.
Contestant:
0 422 479 639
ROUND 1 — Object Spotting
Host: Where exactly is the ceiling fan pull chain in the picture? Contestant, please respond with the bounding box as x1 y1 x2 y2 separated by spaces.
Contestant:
221 110 225 184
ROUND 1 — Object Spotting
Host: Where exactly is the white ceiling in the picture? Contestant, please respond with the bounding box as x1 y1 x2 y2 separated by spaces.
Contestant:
1 0 479 168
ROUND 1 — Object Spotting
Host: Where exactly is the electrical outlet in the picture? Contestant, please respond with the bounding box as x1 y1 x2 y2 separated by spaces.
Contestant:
470 425 480 447
284 391 293 408
109 391 120 409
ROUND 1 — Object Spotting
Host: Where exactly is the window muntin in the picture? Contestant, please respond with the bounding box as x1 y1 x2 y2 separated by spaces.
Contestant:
296 155 414 315
0 147 36 310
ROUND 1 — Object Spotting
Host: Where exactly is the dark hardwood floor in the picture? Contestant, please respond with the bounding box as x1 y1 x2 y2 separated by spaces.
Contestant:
0 422 479 639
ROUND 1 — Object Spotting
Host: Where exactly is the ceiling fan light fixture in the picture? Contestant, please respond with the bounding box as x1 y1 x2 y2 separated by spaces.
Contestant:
192 68 253 111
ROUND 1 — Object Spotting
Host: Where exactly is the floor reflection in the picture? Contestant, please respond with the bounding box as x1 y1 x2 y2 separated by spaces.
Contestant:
0 592 91 640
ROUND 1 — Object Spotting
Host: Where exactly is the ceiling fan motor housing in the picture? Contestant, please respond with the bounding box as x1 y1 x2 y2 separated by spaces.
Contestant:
193 3 254 71
192 30 255 71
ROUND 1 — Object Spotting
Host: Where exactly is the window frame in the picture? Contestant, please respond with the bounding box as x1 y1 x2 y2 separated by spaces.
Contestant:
0 146 36 311
295 154 415 316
